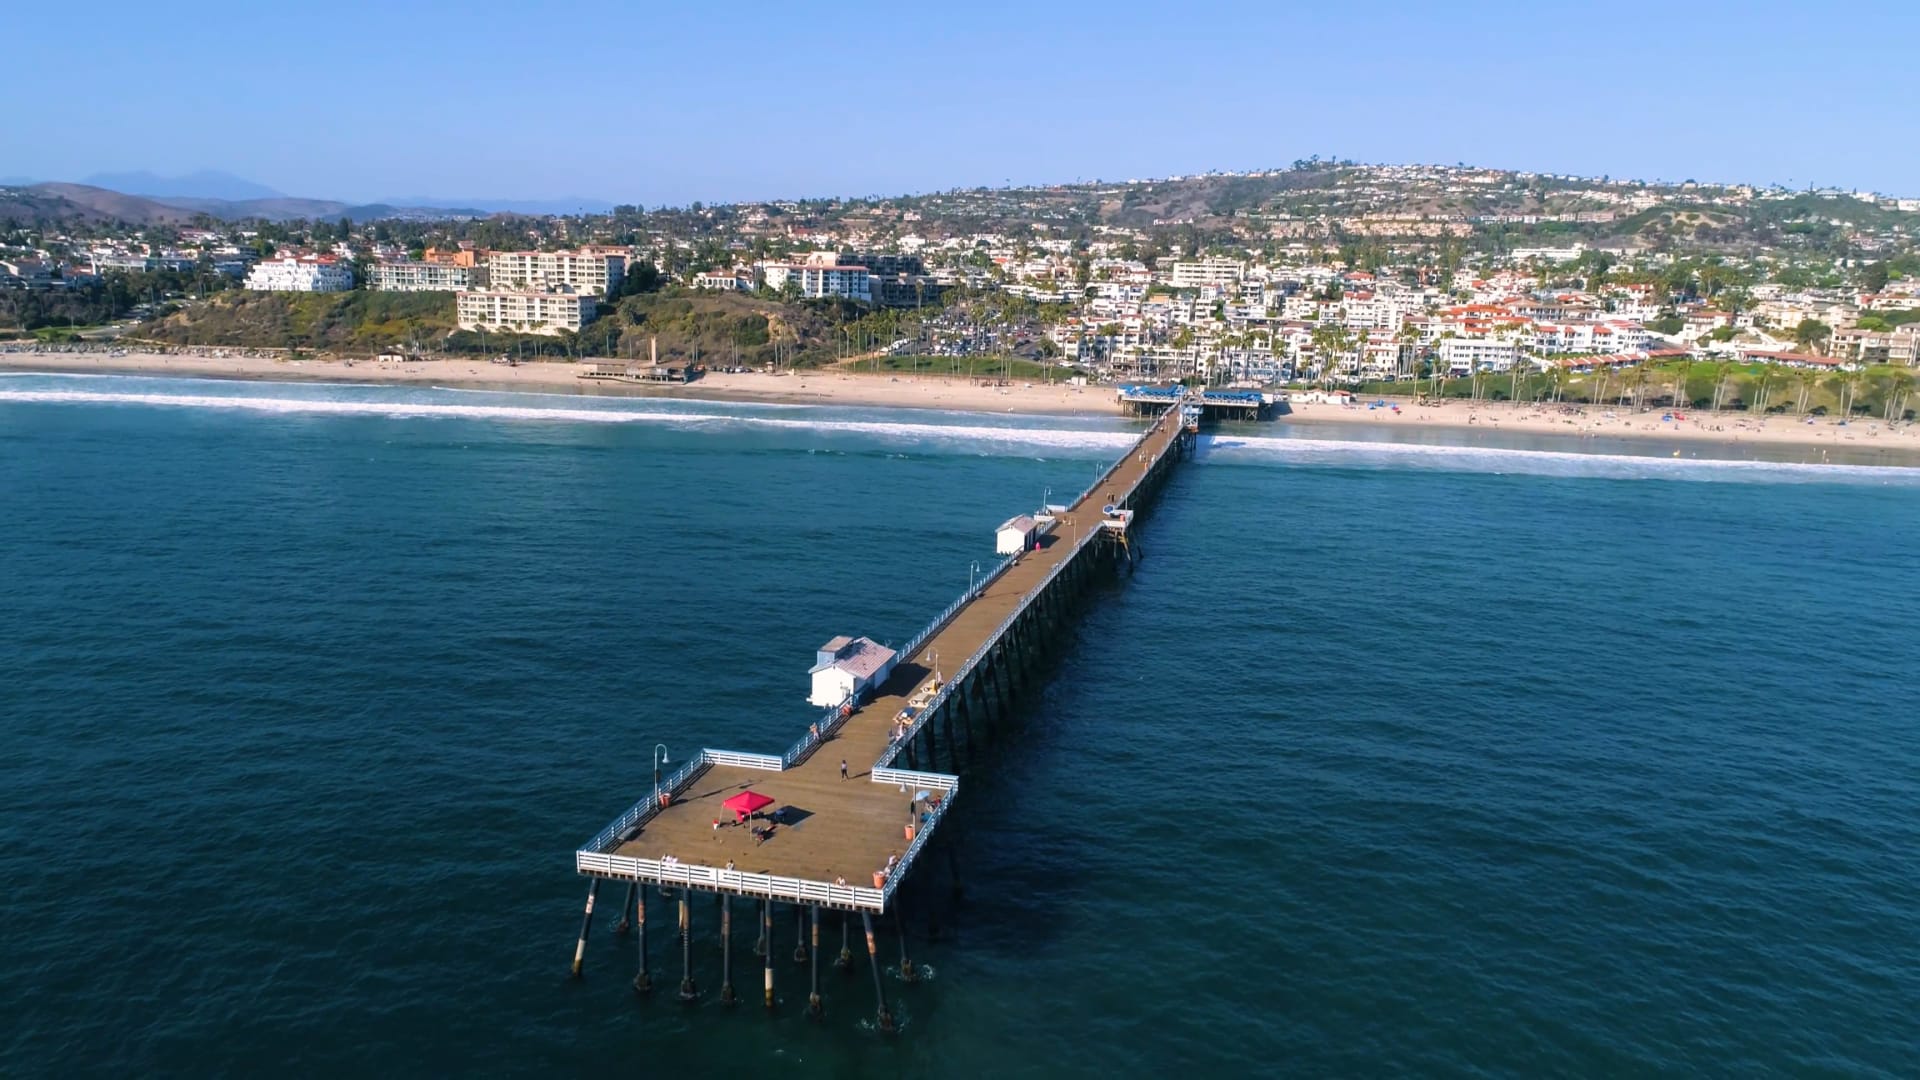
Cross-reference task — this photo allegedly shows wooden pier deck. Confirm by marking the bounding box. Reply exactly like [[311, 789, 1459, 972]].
[[575, 403, 1192, 912]]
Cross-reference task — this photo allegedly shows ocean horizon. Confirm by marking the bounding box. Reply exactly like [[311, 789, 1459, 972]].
[[3, 372, 1915, 1074]]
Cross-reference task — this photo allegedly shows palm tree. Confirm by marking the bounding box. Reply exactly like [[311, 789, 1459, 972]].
[[1628, 363, 1652, 410]]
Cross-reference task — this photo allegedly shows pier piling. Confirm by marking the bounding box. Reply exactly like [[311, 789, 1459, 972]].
[[569, 879, 598, 980], [678, 895, 697, 1001], [719, 895, 736, 1006], [794, 905, 808, 964], [837, 912, 853, 972], [863, 911, 894, 1034], [633, 884, 651, 994], [896, 906, 916, 983], [763, 899, 776, 1009], [808, 905, 823, 1018], [615, 881, 635, 937]]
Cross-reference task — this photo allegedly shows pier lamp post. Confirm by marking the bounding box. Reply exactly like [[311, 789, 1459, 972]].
[[969, 560, 982, 596], [653, 744, 670, 807]]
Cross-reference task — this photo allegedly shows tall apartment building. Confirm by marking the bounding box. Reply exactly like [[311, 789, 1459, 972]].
[[1438, 337, 1520, 374], [367, 260, 472, 292], [456, 288, 598, 335], [243, 256, 354, 292], [759, 252, 871, 302], [1169, 258, 1244, 289], [485, 249, 624, 296]]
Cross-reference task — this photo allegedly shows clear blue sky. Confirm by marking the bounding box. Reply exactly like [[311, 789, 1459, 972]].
[[9, 0, 1918, 204]]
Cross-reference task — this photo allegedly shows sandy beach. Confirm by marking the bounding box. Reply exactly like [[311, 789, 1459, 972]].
[[5, 349, 1917, 454], [1277, 399, 1920, 452]]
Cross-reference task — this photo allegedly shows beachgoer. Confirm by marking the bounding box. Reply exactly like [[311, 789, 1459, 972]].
[[726, 860, 736, 872], [840, 758, 849, 780], [712, 818, 720, 838]]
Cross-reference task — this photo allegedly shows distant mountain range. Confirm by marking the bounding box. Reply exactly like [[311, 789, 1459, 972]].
[[82, 169, 286, 201], [0, 170, 615, 224], [0, 182, 491, 226]]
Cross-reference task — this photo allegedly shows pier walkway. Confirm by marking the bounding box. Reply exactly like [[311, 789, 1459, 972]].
[[575, 401, 1194, 914]]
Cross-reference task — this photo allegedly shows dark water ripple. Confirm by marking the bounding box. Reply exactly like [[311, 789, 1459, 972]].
[[2, 385, 1917, 1076]]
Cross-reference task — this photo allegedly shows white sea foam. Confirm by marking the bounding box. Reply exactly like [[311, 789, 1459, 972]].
[[1204, 434, 1920, 485], [7, 384, 1913, 484], [0, 388, 1136, 452]]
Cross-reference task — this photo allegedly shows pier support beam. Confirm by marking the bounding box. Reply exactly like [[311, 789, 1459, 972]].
[[807, 905, 823, 1018], [896, 907, 917, 983], [678, 895, 698, 1001], [569, 879, 599, 980], [836, 911, 853, 972], [794, 905, 809, 964], [614, 881, 636, 937], [633, 883, 651, 994], [863, 911, 895, 1034], [719, 895, 737, 1006], [763, 899, 776, 1009]]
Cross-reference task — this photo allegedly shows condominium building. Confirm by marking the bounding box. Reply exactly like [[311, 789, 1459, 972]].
[[456, 288, 598, 335], [485, 249, 624, 296], [243, 256, 354, 292], [367, 260, 473, 292], [759, 252, 872, 302], [1168, 258, 1244, 289], [1829, 326, 1920, 366], [1438, 337, 1520, 374]]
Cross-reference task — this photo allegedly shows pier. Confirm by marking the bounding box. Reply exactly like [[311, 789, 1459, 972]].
[[569, 395, 1201, 1025], [1118, 383, 1276, 421]]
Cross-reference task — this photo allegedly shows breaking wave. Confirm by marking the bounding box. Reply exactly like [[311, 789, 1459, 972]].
[[1203, 434, 1920, 485], [0, 387, 1137, 452]]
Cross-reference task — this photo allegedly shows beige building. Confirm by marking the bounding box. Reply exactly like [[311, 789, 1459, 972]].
[[367, 260, 471, 292], [485, 249, 625, 295], [457, 289, 598, 335]]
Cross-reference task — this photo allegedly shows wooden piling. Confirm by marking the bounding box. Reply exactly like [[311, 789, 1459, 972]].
[[863, 911, 894, 1033], [569, 879, 598, 980]]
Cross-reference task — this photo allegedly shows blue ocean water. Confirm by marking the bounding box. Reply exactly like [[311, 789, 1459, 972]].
[[2, 373, 1916, 1076]]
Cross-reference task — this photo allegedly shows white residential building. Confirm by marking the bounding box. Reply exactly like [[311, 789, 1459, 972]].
[[1438, 337, 1520, 374], [367, 260, 472, 292], [1530, 320, 1650, 355], [1168, 258, 1244, 289], [456, 289, 598, 335], [760, 252, 872, 302], [243, 256, 353, 292], [485, 249, 625, 296]]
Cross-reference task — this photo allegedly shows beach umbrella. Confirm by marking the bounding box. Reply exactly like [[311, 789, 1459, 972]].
[[723, 790, 775, 823]]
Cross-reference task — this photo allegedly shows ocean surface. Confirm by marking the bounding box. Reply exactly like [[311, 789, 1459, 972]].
[[2, 373, 1916, 1076]]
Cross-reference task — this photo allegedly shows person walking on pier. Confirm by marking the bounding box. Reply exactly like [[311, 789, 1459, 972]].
[[840, 758, 848, 781]]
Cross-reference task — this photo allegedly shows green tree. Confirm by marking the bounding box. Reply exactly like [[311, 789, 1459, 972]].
[[1791, 318, 1832, 354]]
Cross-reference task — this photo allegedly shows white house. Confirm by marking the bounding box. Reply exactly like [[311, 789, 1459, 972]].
[[807, 636, 898, 708], [243, 256, 353, 292], [995, 515, 1038, 555]]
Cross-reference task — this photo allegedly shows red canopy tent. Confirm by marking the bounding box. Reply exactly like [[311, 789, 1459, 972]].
[[723, 790, 775, 823]]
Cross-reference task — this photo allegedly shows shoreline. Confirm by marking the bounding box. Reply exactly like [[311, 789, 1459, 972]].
[[4, 351, 1918, 459]]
